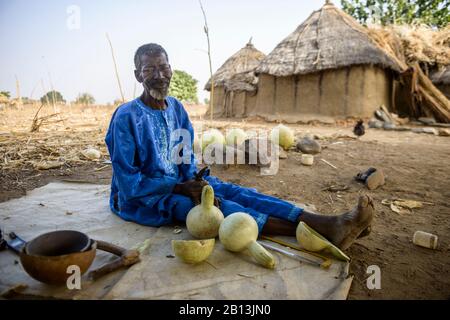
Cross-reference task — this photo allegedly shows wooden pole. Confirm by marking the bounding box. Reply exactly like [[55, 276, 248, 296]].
[[15, 75, 23, 108], [29, 80, 39, 100], [48, 72, 58, 114], [106, 33, 125, 103], [199, 0, 214, 121], [41, 56, 58, 113], [40, 78, 51, 107]]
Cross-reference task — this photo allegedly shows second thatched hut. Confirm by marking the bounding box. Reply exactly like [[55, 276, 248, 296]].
[[205, 41, 266, 118], [250, 1, 403, 123]]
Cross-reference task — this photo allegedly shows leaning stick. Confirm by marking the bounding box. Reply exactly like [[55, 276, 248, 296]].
[[87, 240, 140, 281], [321, 158, 337, 169], [40, 79, 51, 106], [30, 103, 45, 132], [106, 33, 125, 103], [29, 80, 40, 100], [15, 74, 22, 108], [199, 0, 214, 120]]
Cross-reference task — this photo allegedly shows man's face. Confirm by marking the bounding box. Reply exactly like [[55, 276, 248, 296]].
[[135, 52, 172, 100]]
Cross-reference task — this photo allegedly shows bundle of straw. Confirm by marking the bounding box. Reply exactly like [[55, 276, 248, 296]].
[[368, 24, 450, 68]]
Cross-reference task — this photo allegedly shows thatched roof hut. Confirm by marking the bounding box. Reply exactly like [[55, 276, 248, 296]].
[[205, 41, 266, 118], [368, 25, 450, 69], [250, 1, 403, 122], [369, 25, 450, 121]]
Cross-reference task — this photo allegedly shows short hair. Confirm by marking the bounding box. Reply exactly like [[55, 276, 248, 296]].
[[134, 43, 169, 70]]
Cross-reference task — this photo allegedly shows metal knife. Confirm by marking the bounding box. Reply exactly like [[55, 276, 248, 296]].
[[259, 241, 328, 268]]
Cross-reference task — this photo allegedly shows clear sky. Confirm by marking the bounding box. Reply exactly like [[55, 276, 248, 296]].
[[0, 0, 337, 104]]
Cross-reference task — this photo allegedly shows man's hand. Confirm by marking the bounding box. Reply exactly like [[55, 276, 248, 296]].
[[173, 179, 208, 205], [213, 197, 221, 209], [173, 179, 221, 208]]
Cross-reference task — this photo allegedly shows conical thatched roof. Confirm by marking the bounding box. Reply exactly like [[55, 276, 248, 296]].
[[255, 1, 403, 77], [431, 66, 450, 85], [205, 41, 266, 91]]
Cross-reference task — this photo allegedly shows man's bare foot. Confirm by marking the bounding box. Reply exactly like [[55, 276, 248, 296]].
[[358, 226, 372, 238], [262, 196, 374, 251], [328, 195, 375, 250]]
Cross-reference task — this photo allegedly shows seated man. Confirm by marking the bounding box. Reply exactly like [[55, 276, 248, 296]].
[[105, 43, 374, 251]]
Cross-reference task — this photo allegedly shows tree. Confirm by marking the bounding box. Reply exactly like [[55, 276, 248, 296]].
[[0, 91, 9, 104], [113, 98, 124, 106], [341, 0, 450, 28], [21, 97, 38, 105], [40, 90, 65, 105], [0, 91, 10, 98], [169, 70, 199, 103], [74, 93, 95, 106]]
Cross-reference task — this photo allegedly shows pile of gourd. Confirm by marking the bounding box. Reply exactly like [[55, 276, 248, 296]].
[[173, 124, 297, 269], [197, 124, 296, 153], [172, 185, 276, 269]]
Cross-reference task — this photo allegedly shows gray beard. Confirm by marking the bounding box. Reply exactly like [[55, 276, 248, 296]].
[[149, 87, 168, 101]]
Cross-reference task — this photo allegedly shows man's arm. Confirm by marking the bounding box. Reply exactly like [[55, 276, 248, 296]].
[[107, 114, 178, 202]]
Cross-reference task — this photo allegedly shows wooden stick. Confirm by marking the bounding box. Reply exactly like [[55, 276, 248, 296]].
[[30, 104, 45, 132], [321, 158, 337, 169], [87, 240, 140, 281], [29, 80, 40, 100], [40, 79, 51, 106], [418, 87, 450, 121], [106, 33, 125, 103], [94, 165, 110, 171], [416, 64, 450, 118], [15, 74, 22, 108], [403, 63, 450, 123], [199, 0, 214, 120]]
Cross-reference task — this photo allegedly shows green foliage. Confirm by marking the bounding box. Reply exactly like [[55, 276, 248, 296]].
[[40, 90, 65, 105], [74, 92, 95, 106], [0, 91, 10, 98], [341, 0, 450, 28], [169, 70, 199, 103], [21, 97, 37, 104]]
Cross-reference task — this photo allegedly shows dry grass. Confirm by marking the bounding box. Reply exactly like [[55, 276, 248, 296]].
[[0, 103, 116, 171], [368, 24, 450, 70], [0, 102, 212, 172]]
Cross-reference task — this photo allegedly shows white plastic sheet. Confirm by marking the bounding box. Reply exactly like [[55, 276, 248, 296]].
[[0, 182, 352, 299]]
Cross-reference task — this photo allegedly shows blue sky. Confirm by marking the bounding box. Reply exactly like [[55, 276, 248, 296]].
[[0, 0, 335, 104]]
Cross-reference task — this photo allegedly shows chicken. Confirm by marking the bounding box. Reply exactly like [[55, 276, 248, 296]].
[[353, 120, 365, 137]]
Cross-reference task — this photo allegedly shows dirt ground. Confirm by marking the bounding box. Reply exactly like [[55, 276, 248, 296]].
[[1, 104, 449, 299]]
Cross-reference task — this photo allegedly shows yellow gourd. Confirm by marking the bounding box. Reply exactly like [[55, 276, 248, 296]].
[[186, 185, 224, 239], [271, 124, 295, 150], [219, 212, 276, 269], [172, 239, 215, 264]]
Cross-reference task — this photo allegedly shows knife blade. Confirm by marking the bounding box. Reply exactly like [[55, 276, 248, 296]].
[[259, 241, 326, 268]]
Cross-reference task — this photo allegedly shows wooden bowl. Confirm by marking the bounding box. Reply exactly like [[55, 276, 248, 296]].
[[20, 230, 96, 285]]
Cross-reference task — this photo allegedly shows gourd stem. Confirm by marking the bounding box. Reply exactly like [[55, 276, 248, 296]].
[[201, 185, 214, 209], [247, 241, 276, 269]]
